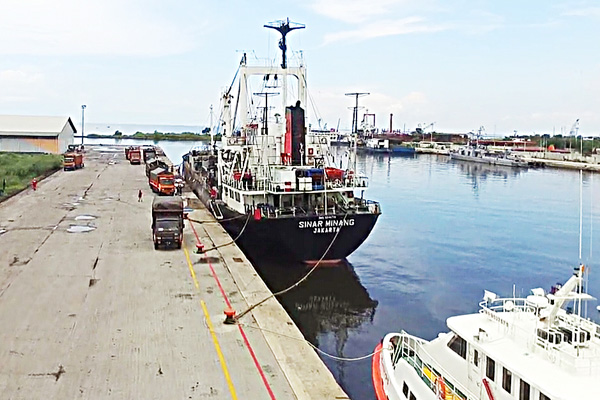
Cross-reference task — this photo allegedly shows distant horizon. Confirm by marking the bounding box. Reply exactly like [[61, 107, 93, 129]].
[[79, 122, 598, 140], [84, 122, 204, 136]]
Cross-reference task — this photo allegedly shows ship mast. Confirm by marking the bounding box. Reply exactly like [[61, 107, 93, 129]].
[[264, 19, 305, 115], [264, 18, 305, 70]]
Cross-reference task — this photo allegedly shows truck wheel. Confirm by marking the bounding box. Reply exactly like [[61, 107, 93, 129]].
[[154, 242, 159, 250], [177, 241, 182, 249]]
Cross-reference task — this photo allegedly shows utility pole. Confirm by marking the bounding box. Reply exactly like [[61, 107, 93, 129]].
[[81, 105, 86, 145], [344, 92, 369, 134], [209, 104, 214, 152]]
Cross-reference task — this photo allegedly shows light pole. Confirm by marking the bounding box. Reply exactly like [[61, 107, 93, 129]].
[[81, 105, 86, 145]]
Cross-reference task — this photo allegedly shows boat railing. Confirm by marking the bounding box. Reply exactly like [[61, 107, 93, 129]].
[[387, 332, 476, 400], [479, 298, 600, 375]]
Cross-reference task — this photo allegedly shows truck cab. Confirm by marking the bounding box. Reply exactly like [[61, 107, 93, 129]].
[[149, 167, 175, 196], [63, 152, 84, 170]]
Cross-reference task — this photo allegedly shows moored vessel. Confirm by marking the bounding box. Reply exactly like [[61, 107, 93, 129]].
[[373, 264, 599, 400], [183, 20, 380, 263], [450, 144, 532, 168]]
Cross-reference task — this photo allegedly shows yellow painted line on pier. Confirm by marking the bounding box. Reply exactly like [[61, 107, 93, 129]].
[[183, 244, 239, 400]]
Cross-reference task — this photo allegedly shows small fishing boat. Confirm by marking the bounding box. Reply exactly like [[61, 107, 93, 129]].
[[373, 264, 599, 400]]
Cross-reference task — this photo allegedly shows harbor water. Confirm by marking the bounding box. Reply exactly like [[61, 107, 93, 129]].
[[87, 137, 600, 400]]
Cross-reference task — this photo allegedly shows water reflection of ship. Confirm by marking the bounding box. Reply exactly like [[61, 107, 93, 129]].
[[253, 258, 378, 346], [455, 159, 525, 192]]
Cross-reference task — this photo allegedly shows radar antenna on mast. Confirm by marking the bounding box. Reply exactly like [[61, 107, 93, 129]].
[[264, 18, 305, 69]]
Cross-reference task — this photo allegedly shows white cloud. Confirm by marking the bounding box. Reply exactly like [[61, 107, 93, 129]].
[[309, 0, 413, 24], [323, 17, 449, 44], [0, 69, 43, 84], [0, 68, 44, 103], [0, 0, 198, 56], [563, 7, 600, 18], [308, 87, 428, 130]]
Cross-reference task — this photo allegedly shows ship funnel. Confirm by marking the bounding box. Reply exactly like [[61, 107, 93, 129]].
[[284, 102, 305, 166]]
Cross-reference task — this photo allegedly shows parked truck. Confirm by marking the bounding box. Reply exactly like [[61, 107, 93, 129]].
[[142, 146, 157, 163], [125, 146, 142, 164], [145, 158, 170, 177], [152, 196, 184, 249], [149, 167, 175, 195], [63, 152, 84, 170]]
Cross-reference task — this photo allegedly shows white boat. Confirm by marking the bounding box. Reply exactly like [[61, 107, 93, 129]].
[[450, 145, 531, 168], [373, 264, 599, 400]]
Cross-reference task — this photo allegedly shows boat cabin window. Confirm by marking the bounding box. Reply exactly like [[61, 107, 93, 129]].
[[502, 367, 512, 393], [486, 356, 495, 381], [519, 379, 531, 400], [473, 349, 479, 366], [409, 392, 416, 400], [448, 334, 467, 359], [539, 393, 551, 400], [402, 382, 409, 397]]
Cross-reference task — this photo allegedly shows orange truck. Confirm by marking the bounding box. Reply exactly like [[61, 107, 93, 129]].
[[63, 152, 84, 170], [125, 146, 142, 164], [149, 167, 175, 195]]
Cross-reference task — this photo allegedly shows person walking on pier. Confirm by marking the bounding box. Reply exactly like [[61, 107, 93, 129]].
[[138, 189, 143, 202], [31, 178, 37, 191]]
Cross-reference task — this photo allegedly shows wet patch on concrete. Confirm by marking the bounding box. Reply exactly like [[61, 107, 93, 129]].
[[174, 293, 193, 300], [75, 215, 97, 221], [67, 225, 96, 233], [194, 257, 221, 264], [89, 278, 99, 287]]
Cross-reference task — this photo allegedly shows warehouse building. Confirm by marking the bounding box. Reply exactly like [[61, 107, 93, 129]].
[[0, 115, 76, 154]]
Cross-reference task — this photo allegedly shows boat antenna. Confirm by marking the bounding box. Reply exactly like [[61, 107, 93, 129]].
[[579, 170, 583, 261], [264, 18, 305, 69]]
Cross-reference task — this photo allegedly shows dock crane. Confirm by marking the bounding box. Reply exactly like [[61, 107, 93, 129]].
[[416, 122, 435, 142], [568, 119, 580, 153], [569, 119, 580, 137]]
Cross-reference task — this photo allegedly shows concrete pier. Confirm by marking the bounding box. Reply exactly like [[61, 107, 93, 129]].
[[0, 146, 348, 399]]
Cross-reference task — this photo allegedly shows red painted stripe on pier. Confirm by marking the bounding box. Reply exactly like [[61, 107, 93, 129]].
[[189, 219, 277, 400]]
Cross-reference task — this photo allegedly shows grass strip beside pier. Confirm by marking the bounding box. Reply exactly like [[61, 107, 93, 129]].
[[0, 153, 62, 199]]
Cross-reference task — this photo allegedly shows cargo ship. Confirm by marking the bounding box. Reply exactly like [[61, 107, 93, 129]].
[[183, 20, 380, 263]]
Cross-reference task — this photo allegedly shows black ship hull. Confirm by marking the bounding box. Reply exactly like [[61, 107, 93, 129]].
[[219, 206, 379, 262], [184, 165, 379, 263]]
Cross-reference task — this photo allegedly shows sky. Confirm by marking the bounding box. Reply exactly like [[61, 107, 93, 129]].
[[0, 0, 599, 136]]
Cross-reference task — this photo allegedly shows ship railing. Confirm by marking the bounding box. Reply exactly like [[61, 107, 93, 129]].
[[477, 298, 536, 337], [480, 298, 600, 375], [388, 332, 476, 400], [534, 314, 600, 375]]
